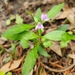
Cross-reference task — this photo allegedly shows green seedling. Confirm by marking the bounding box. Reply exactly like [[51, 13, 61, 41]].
[[6, 14, 23, 25]]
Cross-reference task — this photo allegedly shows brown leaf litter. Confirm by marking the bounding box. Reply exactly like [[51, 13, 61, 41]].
[[0, 56, 24, 72]]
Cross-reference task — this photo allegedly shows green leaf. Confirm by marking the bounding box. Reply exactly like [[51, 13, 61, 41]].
[[61, 33, 71, 42], [5, 57, 11, 63], [0, 46, 3, 54], [10, 15, 15, 20], [41, 36, 47, 42], [26, 10, 32, 15], [0, 71, 5, 75], [2, 30, 38, 41], [71, 35, 75, 40], [56, 24, 69, 31], [21, 31, 38, 40], [60, 33, 75, 48], [34, 16, 38, 23], [6, 19, 11, 25], [11, 43, 16, 57], [43, 41, 52, 48], [68, 31, 73, 35], [20, 31, 38, 48], [43, 30, 65, 41], [47, 3, 64, 19], [60, 32, 72, 48], [2, 24, 34, 38], [60, 41, 69, 48], [15, 14, 23, 24], [2, 34, 20, 40], [2, 31, 27, 40], [22, 45, 38, 75], [20, 39, 28, 49], [35, 8, 41, 21], [6, 72, 12, 75], [38, 45, 50, 57]]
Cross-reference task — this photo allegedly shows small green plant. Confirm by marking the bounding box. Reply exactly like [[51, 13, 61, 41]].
[[0, 71, 12, 75], [0, 71, 5, 75], [6, 72, 12, 75], [2, 3, 75, 75], [6, 14, 23, 25]]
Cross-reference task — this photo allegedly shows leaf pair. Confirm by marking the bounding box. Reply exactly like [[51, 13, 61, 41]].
[[42, 24, 75, 48], [6, 14, 23, 25], [20, 31, 38, 49], [34, 3, 64, 23], [2, 24, 38, 48]]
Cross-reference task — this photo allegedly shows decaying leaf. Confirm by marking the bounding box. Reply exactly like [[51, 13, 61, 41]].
[[68, 54, 75, 59], [55, 9, 75, 25], [41, 68, 47, 75], [29, 69, 33, 75], [64, 70, 70, 75], [67, 14, 75, 25], [50, 42, 62, 56], [0, 57, 23, 72], [72, 7, 75, 14], [56, 10, 70, 19], [70, 41, 75, 51], [4, 0, 8, 6]]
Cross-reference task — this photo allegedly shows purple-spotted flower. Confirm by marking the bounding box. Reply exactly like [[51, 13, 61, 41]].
[[41, 14, 49, 21], [35, 22, 44, 30]]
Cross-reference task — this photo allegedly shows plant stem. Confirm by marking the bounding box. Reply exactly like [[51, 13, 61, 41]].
[[38, 29, 42, 43], [0, 46, 13, 55]]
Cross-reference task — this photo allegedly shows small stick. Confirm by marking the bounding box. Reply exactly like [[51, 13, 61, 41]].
[[41, 61, 75, 72]]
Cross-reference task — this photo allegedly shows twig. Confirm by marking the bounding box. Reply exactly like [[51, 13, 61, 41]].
[[41, 61, 75, 72], [3, 48, 14, 55], [12, 67, 22, 72], [49, 61, 63, 69], [0, 46, 13, 55]]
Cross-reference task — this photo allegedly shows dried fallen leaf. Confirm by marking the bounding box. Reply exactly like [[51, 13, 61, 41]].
[[50, 42, 62, 56], [56, 9, 75, 25], [0, 37, 7, 45], [68, 54, 75, 59], [64, 70, 70, 75], [29, 69, 33, 75], [49, 61, 63, 69], [0, 57, 23, 72], [56, 10, 70, 19], [70, 41, 75, 51], [41, 68, 47, 75], [23, 2, 29, 9], [4, 0, 8, 6], [72, 7, 75, 14], [67, 14, 75, 25], [69, 73, 75, 75]]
